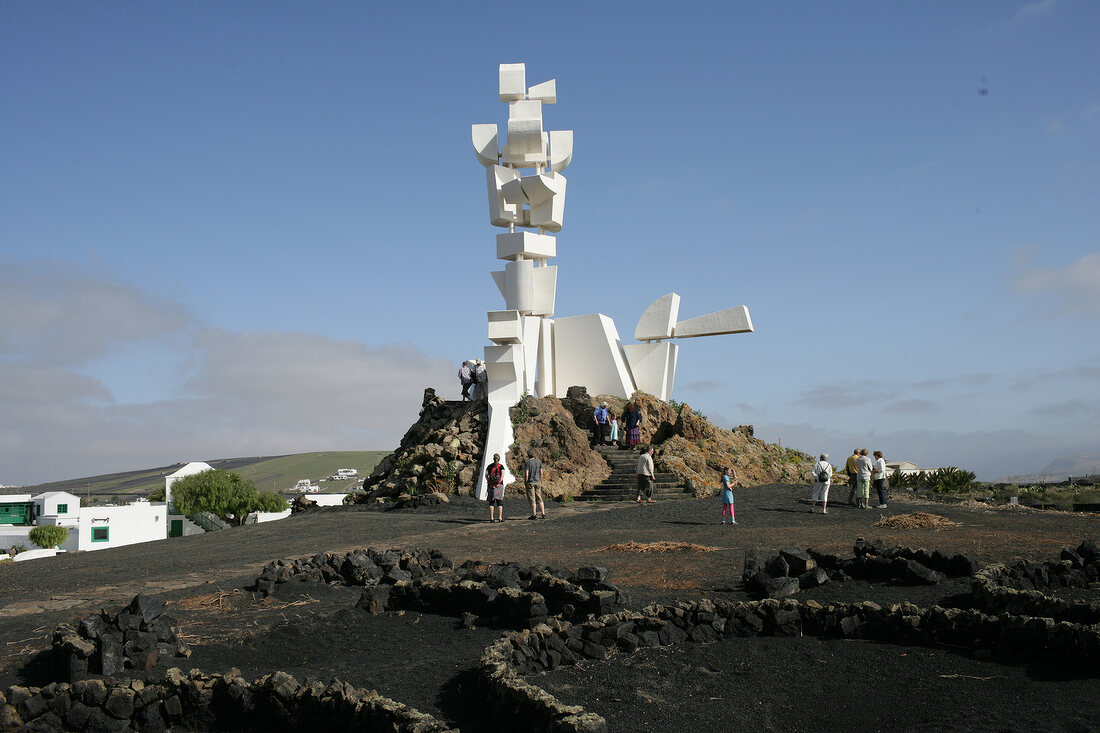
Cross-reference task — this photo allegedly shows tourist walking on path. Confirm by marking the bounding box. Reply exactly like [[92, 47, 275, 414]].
[[810, 454, 832, 514], [458, 361, 474, 401], [608, 410, 619, 444], [856, 449, 874, 509], [486, 453, 506, 523], [622, 403, 642, 448], [845, 449, 860, 505], [593, 402, 611, 446], [719, 466, 737, 524], [524, 449, 546, 520], [872, 450, 888, 509], [636, 446, 656, 503]]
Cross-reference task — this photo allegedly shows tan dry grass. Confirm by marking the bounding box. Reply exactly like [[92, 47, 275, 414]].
[[602, 541, 719, 553], [873, 512, 961, 529]]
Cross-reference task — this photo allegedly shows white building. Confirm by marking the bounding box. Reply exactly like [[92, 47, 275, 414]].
[[165, 462, 214, 537], [76, 500, 166, 550], [0, 492, 168, 554]]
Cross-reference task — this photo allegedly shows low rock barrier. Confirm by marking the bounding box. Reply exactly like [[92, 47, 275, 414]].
[[256, 547, 624, 625], [743, 541, 980, 599], [970, 540, 1100, 624], [3, 668, 456, 733]]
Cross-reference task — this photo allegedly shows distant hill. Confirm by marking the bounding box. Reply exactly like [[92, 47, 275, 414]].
[[0, 451, 390, 502], [996, 454, 1100, 484]]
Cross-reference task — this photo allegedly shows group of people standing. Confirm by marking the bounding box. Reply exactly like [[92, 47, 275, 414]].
[[458, 360, 486, 402], [593, 401, 642, 448], [808, 448, 889, 513]]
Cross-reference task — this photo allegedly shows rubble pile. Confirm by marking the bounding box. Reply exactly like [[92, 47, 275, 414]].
[[51, 594, 191, 683], [352, 388, 489, 500], [742, 540, 981, 599]]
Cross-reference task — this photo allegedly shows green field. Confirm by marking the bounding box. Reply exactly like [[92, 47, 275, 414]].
[[4, 451, 390, 503]]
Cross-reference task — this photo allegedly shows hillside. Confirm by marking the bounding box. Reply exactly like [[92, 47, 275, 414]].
[[356, 387, 814, 500], [2, 451, 389, 502]]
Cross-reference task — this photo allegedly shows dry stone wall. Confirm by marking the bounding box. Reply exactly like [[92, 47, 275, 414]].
[[11, 540, 1099, 732]]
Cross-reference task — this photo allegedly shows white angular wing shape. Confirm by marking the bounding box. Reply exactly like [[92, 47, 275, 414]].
[[673, 306, 753, 338], [472, 124, 499, 167], [634, 293, 681, 341]]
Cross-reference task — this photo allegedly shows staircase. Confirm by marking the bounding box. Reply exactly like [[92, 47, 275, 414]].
[[576, 445, 692, 502]]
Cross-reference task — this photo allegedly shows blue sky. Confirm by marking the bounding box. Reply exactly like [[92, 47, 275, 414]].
[[2, 1, 1097, 485]]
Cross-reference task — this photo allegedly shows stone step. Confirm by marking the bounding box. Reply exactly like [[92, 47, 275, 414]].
[[582, 485, 684, 495], [574, 492, 692, 502], [595, 475, 680, 485]]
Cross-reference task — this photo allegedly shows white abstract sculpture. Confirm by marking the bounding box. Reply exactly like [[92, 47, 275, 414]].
[[471, 64, 754, 498]]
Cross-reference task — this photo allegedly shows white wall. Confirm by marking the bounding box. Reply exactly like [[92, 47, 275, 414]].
[[251, 509, 293, 523], [77, 501, 166, 551]]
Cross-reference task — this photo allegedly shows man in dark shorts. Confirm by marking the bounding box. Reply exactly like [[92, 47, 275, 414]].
[[636, 446, 655, 503], [486, 453, 505, 523], [524, 448, 545, 520]]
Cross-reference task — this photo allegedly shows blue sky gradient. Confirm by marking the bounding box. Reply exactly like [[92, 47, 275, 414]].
[[2, 1, 1098, 484]]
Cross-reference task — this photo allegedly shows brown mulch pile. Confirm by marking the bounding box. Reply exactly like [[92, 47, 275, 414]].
[[873, 512, 961, 529], [603, 541, 719, 553]]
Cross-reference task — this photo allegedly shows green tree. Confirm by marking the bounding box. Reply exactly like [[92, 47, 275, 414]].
[[29, 525, 69, 549], [171, 469, 287, 526]]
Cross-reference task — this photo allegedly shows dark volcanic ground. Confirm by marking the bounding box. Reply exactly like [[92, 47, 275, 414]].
[[2, 485, 1098, 731]]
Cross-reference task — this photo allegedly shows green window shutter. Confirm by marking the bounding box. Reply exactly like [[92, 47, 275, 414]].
[[91, 527, 109, 542], [57, 504, 68, 514]]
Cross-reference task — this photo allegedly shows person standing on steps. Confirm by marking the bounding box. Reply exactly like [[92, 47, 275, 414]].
[[636, 446, 656, 503], [486, 453, 505, 523], [608, 410, 619, 445], [719, 466, 737, 524], [856, 448, 874, 509], [524, 448, 546, 520], [622, 402, 642, 449], [872, 450, 888, 509], [472, 359, 487, 400], [593, 402, 611, 446], [458, 361, 474, 401], [845, 449, 860, 505], [810, 454, 832, 514]]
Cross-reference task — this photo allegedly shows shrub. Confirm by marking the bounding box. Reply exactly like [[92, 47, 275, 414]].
[[927, 467, 977, 494], [172, 469, 287, 526], [29, 525, 68, 549]]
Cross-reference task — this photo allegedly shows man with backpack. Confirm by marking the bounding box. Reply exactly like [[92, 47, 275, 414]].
[[485, 454, 506, 523]]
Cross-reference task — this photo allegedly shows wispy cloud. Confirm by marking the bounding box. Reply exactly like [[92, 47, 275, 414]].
[[0, 267, 453, 485], [681, 379, 723, 392], [1012, 252, 1100, 313], [1028, 400, 1099, 420], [884, 399, 938, 414], [0, 261, 193, 367], [792, 381, 898, 409], [1010, 0, 1060, 25]]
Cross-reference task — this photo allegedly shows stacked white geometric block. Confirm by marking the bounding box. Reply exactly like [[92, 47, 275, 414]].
[[472, 63, 572, 499]]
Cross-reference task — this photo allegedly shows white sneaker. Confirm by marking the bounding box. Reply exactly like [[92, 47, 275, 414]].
[[877, 504, 887, 509]]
